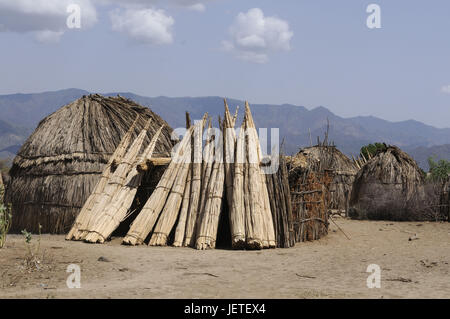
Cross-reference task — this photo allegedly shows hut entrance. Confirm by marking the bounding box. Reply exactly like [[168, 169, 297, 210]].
[[112, 164, 168, 237], [215, 200, 231, 249]]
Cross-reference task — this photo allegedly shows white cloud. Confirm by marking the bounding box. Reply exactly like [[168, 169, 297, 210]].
[[441, 85, 450, 94], [110, 8, 174, 45], [222, 8, 293, 63], [100, 0, 210, 12], [0, 0, 97, 42]]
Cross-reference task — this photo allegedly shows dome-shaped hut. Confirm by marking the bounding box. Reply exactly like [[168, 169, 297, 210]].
[[6, 94, 174, 233], [349, 145, 427, 221]]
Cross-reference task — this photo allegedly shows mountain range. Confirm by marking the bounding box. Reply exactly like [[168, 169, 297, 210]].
[[0, 88, 449, 170]]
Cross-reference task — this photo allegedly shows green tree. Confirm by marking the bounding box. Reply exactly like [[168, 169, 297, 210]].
[[360, 142, 387, 159], [428, 157, 450, 181]]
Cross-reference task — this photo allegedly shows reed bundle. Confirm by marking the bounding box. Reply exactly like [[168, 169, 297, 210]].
[[227, 102, 277, 250], [83, 126, 164, 243], [69, 118, 153, 240], [123, 115, 207, 245], [66, 117, 139, 240], [148, 129, 194, 246], [182, 118, 205, 247], [223, 100, 237, 223], [195, 118, 225, 250], [229, 120, 246, 248]]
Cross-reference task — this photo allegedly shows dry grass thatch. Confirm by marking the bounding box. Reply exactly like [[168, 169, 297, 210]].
[[6, 94, 174, 234], [349, 145, 428, 221], [287, 146, 358, 215]]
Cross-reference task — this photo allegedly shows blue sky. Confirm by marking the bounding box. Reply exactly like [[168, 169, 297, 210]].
[[1, 0, 450, 128]]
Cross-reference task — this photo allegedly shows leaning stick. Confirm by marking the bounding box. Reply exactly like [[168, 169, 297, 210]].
[[122, 124, 195, 245], [67, 116, 139, 240], [83, 126, 163, 243], [78, 118, 153, 239]]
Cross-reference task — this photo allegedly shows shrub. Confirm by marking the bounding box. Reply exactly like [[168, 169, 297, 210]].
[[428, 157, 450, 181]]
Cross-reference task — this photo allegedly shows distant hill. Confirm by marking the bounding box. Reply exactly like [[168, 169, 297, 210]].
[[0, 119, 31, 161], [0, 88, 449, 170], [407, 144, 450, 171]]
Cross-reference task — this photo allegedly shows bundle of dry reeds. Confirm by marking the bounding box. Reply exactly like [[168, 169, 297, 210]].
[[66, 99, 295, 250], [83, 126, 164, 243], [67, 118, 167, 242], [123, 114, 207, 246], [66, 116, 140, 240], [195, 117, 225, 250], [228, 102, 276, 250]]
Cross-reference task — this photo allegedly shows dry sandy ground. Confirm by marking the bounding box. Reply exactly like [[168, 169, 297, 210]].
[[1, 219, 449, 299]]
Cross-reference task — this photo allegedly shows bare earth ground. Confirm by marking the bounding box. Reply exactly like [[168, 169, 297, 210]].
[[1, 219, 449, 299]]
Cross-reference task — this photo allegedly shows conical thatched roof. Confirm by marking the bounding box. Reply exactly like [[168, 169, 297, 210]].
[[6, 94, 174, 233], [287, 145, 358, 214], [349, 145, 427, 221]]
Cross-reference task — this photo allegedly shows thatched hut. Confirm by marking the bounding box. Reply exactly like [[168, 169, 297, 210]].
[[6, 94, 174, 233], [288, 146, 358, 215], [349, 145, 427, 221]]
